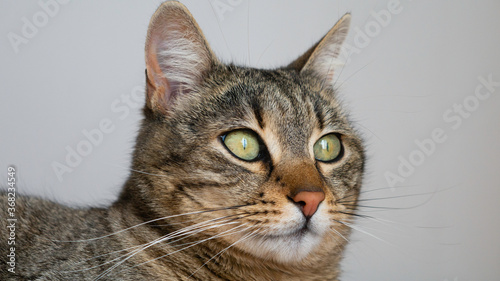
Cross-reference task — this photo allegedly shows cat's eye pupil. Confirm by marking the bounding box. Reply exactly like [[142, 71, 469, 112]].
[[314, 134, 342, 162], [222, 130, 261, 161]]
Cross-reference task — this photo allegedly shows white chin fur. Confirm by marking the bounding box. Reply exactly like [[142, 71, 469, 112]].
[[238, 204, 331, 263]]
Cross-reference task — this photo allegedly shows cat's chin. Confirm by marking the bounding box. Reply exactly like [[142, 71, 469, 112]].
[[245, 229, 323, 263], [236, 205, 332, 263]]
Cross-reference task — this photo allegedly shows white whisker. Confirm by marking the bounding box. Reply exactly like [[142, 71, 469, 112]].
[[91, 213, 252, 280], [102, 224, 250, 280], [330, 225, 350, 243], [64, 215, 246, 275], [188, 227, 261, 279], [335, 219, 394, 247], [52, 206, 250, 243]]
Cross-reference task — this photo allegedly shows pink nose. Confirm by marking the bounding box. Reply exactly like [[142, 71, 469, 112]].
[[292, 191, 325, 218]]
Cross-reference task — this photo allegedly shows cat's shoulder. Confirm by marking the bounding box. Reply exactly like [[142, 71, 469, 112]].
[[0, 190, 109, 237], [1, 190, 79, 215]]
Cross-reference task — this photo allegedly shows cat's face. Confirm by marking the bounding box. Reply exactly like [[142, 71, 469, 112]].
[[127, 2, 364, 265]]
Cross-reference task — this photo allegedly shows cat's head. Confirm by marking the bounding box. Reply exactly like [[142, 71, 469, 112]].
[[125, 1, 364, 265]]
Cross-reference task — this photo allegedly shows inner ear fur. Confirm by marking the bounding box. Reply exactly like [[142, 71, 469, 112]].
[[144, 1, 219, 114]]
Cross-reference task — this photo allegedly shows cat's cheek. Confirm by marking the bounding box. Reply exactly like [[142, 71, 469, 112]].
[[308, 203, 333, 236]]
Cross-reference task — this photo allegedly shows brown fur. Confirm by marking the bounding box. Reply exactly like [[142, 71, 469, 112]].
[[0, 2, 364, 280]]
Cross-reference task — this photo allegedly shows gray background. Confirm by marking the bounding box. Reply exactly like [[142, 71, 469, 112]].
[[1, 1, 499, 280]]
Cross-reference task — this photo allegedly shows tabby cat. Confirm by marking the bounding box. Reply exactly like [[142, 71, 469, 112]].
[[1, 1, 364, 280]]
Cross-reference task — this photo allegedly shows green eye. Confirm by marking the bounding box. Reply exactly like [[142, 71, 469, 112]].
[[313, 134, 342, 162], [222, 130, 261, 161]]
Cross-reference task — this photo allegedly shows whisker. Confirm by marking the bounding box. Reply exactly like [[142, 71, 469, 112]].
[[188, 227, 261, 279], [157, 213, 259, 251], [342, 204, 415, 210], [206, 0, 243, 86], [335, 185, 408, 203], [246, 0, 251, 65], [335, 60, 374, 90], [63, 215, 245, 274], [66, 244, 144, 268], [52, 204, 253, 243], [102, 224, 251, 280], [354, 184, 422, 197], [90, 210, 259, 279], [335, 211, 374, 219], [158, 213, 260, 249], [156, 209, 254, 227], [129, 168, 169, 178], [107, 164, 168, 178], [255, 37, 276, 66], [92, 221, 247, 281], [333, 219, 395, 247], [336, 210, 405, 228], [329, 225, 350, 243], [357, 93, 437, 100], [354, 122, 385, 142], [164, 221, 243, 249], [338, 185, 458, 205], [339, 211, 406, 231], [342, 192, 433, 203]]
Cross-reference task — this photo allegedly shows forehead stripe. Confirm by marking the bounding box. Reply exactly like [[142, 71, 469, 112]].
[[250, 97, 265, 129], [313, 98, 325, 130]]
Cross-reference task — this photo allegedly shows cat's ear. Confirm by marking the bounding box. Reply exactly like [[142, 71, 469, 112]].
[[288, 13, 350, 86], [145, 1, 218, 114]]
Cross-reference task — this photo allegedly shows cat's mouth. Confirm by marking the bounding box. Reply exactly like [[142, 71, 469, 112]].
[[237, 220, 325, 263], [285, 224, 312, 238], [257, 221, 318, 240]]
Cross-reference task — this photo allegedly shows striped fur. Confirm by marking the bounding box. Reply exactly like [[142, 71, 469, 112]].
[[0, 2, 364, 280]]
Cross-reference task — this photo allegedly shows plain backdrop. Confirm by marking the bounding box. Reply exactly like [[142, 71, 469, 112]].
[[1, 1, 499, 280]]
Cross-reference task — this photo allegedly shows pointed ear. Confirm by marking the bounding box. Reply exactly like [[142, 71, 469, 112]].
[[145, 1, 218, 114], [288, 13, 350, 86]]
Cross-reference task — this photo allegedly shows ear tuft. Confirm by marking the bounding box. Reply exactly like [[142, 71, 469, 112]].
[[289, 13, 351, 86], [145, 1, 218, 114]]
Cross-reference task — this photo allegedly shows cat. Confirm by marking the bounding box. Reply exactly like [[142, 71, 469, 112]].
[[0, 1, 364, 280]]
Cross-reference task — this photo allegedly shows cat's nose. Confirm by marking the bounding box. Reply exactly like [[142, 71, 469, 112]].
[[292, 191, 325, 218]]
